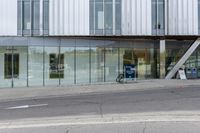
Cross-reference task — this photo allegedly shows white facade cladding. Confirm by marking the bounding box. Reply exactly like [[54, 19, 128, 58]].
[[49, 0, 90, 36], [121, 0, 152, 35], [167, 0, 198, 35], [0, 0, 17, 36]]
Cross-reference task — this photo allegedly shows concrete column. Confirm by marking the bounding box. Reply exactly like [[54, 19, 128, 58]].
[[160, 40, 166, 79]]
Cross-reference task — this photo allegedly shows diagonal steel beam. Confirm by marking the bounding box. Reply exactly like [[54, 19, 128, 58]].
[[165, 38, 200, 79]]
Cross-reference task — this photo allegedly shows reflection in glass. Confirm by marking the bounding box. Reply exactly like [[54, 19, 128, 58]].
[[4, 54, 19, 79], [105, 48, 118, 81], [28, 47, 43, 86], [166, 41, 192, 76], [91, 47, 105, 83], [104, 0, 113, 35], [76, 47, 90, 84], [60, 47, 75, 85], [23, 0, 31, 35], [44, 47, 59, 86], [32, 0, 40, 35], [95, 0, 104, 34], [43, 0, 49, 35], [49, 54, 64, 79]]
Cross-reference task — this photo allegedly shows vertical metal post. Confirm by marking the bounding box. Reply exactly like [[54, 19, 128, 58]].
[[89, 42, 92, 84], [118, 47, 120, 75], [58, 38, 61, 86], [43, 38, 45, 86], [11, 46, 14, 88], [27, 38, 29, 87], [74, 40, 76, 84], [103, 42, 106, 82]]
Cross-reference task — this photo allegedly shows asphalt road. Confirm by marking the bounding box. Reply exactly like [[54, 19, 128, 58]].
[[0, 86, 200, 132], [0, 86, 200, 120]]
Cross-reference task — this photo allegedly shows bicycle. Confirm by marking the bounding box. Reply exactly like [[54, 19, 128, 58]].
[[116, 73, 124, 83]]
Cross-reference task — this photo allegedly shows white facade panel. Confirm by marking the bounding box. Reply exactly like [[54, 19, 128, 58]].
[[168, 0, 198, 35], [49, 0, 90, 36], [0, 0, 17, 36], [122, 0, 152, 35]]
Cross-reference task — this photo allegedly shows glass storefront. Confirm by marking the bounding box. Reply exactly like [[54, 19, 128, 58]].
[[0, 38, 160, 88], [29, 46, 44, 86], [166, 40, 192, 76]]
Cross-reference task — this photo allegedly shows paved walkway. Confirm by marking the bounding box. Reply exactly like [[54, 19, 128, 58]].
[[0, 79, 199, 102]]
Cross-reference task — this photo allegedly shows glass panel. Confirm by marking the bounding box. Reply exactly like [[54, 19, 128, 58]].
[[166, 41, 192, 77], [32, 0, 40, 35], [115, 0, 121, 35], [105, 48, 118, 82], [44, 47, 59, 86], [104, 0, 113, 35], [157, 0, 164, 34], [43, 0, 49, 35], [76, 47, 90, 84], [60, 47, 75, 85], [23, 0, 31, 35], [0, 47, 12, 88], [13, 46, 28, 87], [91, 47, 105, 83], [152, 0, 157, 35], [95, 0, 103, 34], [184, 46, 200, 79], [90, 0, 95, 35], [28, 46, 44, 86], [4, 54, 13, 79], [119, 41, 159, 80], [17, 0, 22, 35]]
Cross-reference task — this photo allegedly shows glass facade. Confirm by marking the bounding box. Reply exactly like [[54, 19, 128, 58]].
[[184, 46, 200, 79], [32, 0, 40, 35], [166, 40, 192, 77], [90, 0, 121, 35], [166, 41, 200, 79], [17, 0, 49, 36], [23, 0, 31, 35], [152, 0, 165, 35], [0, 38, 159, 88]]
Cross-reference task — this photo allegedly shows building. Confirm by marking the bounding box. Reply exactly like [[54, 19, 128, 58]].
[[0, 0, 200, 88]]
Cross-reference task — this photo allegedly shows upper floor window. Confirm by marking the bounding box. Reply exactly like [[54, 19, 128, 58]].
[[152, 0, 165, 35], [90, 0, 121, 35], [17, 0, 49, 36]]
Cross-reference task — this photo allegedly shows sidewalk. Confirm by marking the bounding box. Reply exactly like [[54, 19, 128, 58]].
[[0, 79, 200, 102]]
